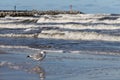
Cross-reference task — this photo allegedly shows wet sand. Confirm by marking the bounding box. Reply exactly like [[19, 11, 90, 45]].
[[1, 48, 120, 80]]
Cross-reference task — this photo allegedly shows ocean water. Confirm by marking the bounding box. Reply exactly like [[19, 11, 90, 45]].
[[0, 0, 120, 13], [0, 13, 120, 80], [0, 14, 120, 53]]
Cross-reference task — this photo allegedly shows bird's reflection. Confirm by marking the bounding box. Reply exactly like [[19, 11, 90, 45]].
[[29, 65, 45, 80]]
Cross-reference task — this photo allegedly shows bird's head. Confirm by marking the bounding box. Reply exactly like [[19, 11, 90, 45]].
[[41, 51, 46, 54]]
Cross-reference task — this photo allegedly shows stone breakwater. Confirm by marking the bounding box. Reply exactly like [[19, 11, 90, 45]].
[[0, 10, 82, 17]]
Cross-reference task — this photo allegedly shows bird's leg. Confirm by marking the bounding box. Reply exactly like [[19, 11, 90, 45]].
[[37, 61, 42, 66]]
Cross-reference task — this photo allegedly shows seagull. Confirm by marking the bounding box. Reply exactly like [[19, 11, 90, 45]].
[[27, 51, 46, 61]]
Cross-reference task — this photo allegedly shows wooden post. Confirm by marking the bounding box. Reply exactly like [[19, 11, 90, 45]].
[[14, 5, 16, 11], [70, 5, 72, 12]]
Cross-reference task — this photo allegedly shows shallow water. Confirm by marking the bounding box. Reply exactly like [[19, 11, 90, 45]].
[[1, 50, 120, 80], [1, 37, 120, 54]]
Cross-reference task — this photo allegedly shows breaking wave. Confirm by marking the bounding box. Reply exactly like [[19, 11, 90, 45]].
[[38, 30, 120, 41], [0, 29, 120, 42], [0, 13, 120, 42]]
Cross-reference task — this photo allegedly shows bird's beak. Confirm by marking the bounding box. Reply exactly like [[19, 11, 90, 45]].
[[27, 55, 30, 58]]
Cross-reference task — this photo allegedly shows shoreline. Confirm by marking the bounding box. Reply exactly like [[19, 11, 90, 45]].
[[0, 45, 120, 56]]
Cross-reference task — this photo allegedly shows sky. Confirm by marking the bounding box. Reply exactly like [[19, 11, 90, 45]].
[[0, 0, 120, 14]]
